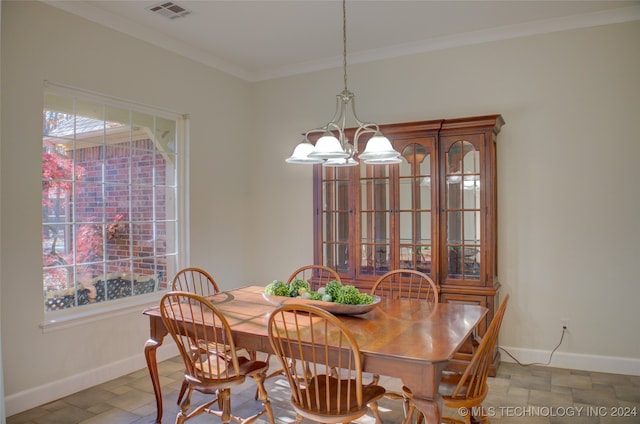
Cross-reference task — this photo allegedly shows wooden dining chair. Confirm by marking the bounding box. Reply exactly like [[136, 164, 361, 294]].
[[171, 267, 220, 297], [286, 264, 341, 290], [402, 294, 510, 424], [370, 269, 438, 302], [267, 304, 386, 424], [368, 269, 440, 417], [171, 267, 255, 404], [257, 264, 342, 398], [160, 291, 275, 424]]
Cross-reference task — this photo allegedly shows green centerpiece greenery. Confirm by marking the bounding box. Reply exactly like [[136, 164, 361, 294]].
[[264, 279, 374, 305]]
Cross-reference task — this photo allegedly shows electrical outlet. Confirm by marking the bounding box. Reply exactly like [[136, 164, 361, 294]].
[[561, 318, 569, 330]]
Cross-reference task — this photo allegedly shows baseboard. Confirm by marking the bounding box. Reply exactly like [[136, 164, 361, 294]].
[[5, 344, 178, 417], [8, 344, 639, 417], [499, 345, 640, 376]]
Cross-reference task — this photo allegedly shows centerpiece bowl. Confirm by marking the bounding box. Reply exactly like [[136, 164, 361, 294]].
[[262, 292, 381, 316]]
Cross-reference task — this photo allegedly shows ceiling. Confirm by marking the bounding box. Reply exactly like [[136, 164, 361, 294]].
[[45, 0, 640, 82]]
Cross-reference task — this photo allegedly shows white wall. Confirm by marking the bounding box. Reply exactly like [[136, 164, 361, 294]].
[[2, 0, 639, 417], [0, 1, 253, 415], [0, 0, 6, 421], [248, 21, 640, 372]]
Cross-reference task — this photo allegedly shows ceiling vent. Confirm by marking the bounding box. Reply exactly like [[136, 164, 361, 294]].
[[147, 2, 191, 20]]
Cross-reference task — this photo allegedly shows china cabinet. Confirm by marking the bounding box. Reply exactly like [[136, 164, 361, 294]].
[[312, 114, 504, 373]]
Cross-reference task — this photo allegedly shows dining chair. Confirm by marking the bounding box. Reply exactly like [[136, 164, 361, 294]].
[[160, 291, 275, 424], [171, 267, 256, 404], [267, 303, 386, 424], [369, 268, 439, 414], [171, 266, 220, 297], [402, 294, 510, 424], [286, 264, 342, 290], [256, 264, 342, 398], [370, 269, 438, 302]]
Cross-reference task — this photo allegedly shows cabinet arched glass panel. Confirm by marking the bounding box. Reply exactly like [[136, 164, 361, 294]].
[[446, 140, 481, 279]]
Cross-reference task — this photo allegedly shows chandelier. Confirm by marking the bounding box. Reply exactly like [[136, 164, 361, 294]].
[[286, 0, 400, 167]]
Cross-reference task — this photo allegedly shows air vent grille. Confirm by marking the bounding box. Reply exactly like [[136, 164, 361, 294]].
[[147, 2, 191, 19]]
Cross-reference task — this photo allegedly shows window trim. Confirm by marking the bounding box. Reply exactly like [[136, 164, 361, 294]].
[[40, 81, 190, 330]]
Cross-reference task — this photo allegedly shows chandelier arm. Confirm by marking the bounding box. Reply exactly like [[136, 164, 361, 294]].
[[304, 127, 330, 140], [353, 125, 379, 145], [350, 96, 381, 136], [351, 97, 385, 146], [325, 94, 343, 128], [325, 121, 346, 147], [338, 97, 348, 143]]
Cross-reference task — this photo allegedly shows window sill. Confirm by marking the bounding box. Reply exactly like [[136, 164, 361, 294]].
[[40, 291, 166, 333]]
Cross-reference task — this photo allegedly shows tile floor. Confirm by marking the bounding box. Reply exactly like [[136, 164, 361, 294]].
[[7, 356, 640, 424]]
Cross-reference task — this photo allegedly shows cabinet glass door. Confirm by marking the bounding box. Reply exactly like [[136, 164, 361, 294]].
[[321, 166, 352, 273], [398, 142, 434, 275], [444, 138, 481, 280], [359, 164, 391, 276]]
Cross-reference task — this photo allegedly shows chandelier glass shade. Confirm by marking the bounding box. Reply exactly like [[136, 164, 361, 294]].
[[358, 132, 401, 161], [285, 139, 324, 164], [307, 131, 350, 159], [286, 0, 400, 167]]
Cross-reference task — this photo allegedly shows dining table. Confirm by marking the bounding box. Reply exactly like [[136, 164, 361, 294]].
[[143, 285, 487, 424]]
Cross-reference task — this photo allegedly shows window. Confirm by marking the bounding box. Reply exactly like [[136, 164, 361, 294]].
[[42, 84, 184, 315]]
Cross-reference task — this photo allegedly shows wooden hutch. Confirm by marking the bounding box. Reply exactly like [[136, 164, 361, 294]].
[[311, 114, 504, 373]]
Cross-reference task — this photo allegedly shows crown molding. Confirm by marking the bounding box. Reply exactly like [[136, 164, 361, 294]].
[[43, 1, 640, 83], [256, 5, 640, 81], [43, 0, 253, 81]]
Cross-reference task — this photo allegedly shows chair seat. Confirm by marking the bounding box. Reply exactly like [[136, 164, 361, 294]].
[[401, 364, 488, 400], [295, 375, 385, 414], [237, 357, 270, 376], [193, 356, 269, 382], [438, 370, 468, 397], [438, 371, 488, 408]]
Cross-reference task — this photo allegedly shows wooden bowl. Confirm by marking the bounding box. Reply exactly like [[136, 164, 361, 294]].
[[262, 292, 381, 315]]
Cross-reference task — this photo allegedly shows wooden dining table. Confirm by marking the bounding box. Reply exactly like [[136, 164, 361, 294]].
[[143, 285, 487, 424]]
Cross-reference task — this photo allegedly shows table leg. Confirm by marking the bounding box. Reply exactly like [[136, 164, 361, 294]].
[[401, 362, 446, 424], [411, 395, 444, 424], [144, 337, 164, 424]]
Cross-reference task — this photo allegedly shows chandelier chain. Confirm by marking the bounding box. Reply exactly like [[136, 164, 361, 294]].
[[285, 0, 401, 165], [342, 0, 348, 92]]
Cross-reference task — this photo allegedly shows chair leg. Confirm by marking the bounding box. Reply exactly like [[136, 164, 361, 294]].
[[254, 353, 285, 400], [369, 401, 384, 424], [469, 409, 488, 424], [401, 398, 426, 424], [402, 402, 415, 424], [177, 379, 188, 405], [370, 373, 381, 385], [218, 388, 232, 424], [474, 408, 491, 424], [253, 374, 284, 400], [252, 371, 275, 424], [176, 386, 192, 424]]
